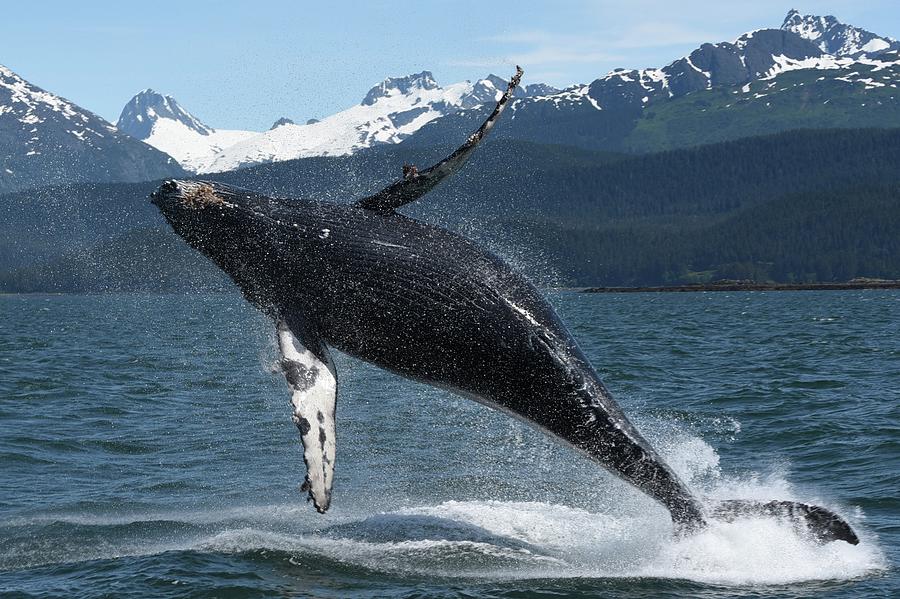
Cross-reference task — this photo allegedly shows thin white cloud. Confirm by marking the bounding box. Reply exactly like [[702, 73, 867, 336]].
[[486, 30, 559, 45], [513, 46, 623, 65], [608, 21, 720, 48], [452, 22, 712, 74], [523, 70, 567, 82], [447, 56, 515, 68], [444, 1, 764, 89], [449, 31, 624, 72]]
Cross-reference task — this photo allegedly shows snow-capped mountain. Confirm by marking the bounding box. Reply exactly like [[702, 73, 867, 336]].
[[0, 65, 184, 195], [545, 9, 900, 114], [406, 9, 900, 151], [134, 9, 899, 173], [782, 8, 900, 57], [201, 71, 481, 173], [515, 27, 828, 118], [125, 72, 557, 173], [116, 90, 256, 173], [117, 88, 212, 138], [8, 7, 896, 190]]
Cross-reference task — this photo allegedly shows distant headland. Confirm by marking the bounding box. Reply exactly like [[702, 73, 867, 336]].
[[582, 279, 900, 293]]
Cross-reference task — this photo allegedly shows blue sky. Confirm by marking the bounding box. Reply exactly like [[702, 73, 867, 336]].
[[2, 1, 899, 130]]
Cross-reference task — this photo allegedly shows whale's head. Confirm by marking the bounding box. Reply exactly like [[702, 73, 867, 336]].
[[151, 180, 248, 248], [150, 179, 290, 258], [151, 179, 284, 307]]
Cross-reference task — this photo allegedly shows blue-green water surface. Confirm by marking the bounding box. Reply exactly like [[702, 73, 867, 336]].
[[0, 291, 897, 598]]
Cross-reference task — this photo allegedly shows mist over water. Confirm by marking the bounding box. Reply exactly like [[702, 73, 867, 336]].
[[0, 291, 896, 597]]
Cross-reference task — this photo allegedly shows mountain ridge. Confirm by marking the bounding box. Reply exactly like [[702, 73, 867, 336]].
[[782, 8, 900, 56], [120, 9, 900, 172], [0, 65, 185, 195], [115, 70, 557, 173], [117, 89, 213, 139], [5, 9, 900, 191], [404, 10, 900, 153]]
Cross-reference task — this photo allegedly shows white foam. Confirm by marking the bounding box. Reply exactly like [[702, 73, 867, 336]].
[[198, 526, 566, 576], [185, 493, 884, 584], [0, 429, 886, 585], [646, 516, 878, 585]]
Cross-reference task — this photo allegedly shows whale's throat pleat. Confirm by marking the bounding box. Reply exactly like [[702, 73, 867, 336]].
[[276, 319, 337, 513]]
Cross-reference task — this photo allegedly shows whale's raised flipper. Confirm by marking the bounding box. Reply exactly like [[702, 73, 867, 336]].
[[712, 499, 859, 544], [356, 66, 524, 214], [276, 318, 337, 513]]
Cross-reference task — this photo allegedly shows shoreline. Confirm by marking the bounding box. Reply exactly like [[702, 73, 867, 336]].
[[582, 281, 900, 293], [4, 282, 900, 296]]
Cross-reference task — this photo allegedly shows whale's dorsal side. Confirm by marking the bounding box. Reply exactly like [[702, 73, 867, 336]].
[[276, 316, 337, 513], [355, 66, 524, 214]]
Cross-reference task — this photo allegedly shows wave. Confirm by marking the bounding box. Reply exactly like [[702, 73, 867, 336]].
[[191, 498, 884, 585], [0, 432, 886, 586]]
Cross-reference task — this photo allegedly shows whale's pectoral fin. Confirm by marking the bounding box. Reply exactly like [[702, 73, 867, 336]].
[[276, 318, 337, 513], [355, 66, 524, 214], [712, 499, 859, 544]]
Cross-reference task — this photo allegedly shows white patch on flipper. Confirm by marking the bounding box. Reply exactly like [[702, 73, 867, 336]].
[[277, 323, 337, 513]]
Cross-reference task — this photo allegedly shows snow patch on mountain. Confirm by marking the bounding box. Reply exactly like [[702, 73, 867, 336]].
[[143, 71, 536, 173], [199, 74, 466, 172], [142, 118, 257, 173], [761, 52, 900, 80]]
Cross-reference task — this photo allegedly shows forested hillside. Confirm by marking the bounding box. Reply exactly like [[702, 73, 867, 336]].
[[525, 184, 900, 284], [1, 129, 898, 291]]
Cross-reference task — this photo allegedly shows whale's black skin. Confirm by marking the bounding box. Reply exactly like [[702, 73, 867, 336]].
[[150, 69, 859, 545], [152, 180, 705, 527], [153, 179, 706, 527]]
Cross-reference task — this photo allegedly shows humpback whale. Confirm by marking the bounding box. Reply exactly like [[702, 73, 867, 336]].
[[151, 67, 859, 545]]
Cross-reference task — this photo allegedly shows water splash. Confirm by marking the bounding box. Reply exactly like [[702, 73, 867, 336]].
[[1, 430, 885, 586]]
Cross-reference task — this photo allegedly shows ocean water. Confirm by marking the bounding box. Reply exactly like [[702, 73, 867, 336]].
[[0, 291, 896, 598]]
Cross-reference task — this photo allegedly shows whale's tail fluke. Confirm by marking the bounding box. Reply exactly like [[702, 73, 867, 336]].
[[356, 66, 524, 214], [711, 499, 860, 544]]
